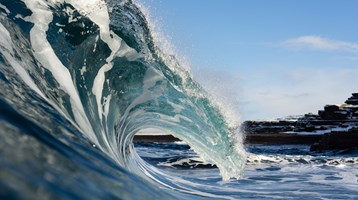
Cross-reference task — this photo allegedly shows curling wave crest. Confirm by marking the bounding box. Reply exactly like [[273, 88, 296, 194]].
[[0, 0, 245, 198]]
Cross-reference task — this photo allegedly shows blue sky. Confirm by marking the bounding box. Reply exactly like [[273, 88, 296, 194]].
[[139, 0, 358, 120]]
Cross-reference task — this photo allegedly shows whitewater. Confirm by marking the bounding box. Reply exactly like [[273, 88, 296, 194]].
[[1, 0, 358, 199]]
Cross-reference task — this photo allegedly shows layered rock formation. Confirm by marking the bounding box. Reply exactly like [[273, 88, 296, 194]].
[[242, 93, 358, 150]]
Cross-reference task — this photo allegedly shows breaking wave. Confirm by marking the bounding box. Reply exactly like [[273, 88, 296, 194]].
[[0, 0, 245, 198]]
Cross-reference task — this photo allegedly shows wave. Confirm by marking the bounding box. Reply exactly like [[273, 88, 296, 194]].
[[0, 0, 245, 198]]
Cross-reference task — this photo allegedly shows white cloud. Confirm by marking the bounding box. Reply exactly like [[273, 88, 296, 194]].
[[241, 68, 358, 120], [192, 67, 358, 122], [283, 35, 358, 52]]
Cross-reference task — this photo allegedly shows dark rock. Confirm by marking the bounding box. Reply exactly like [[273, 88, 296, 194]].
[[133, 135, 180, 143], [310, 132, 358, 151], [324, 105, 339, 112], [318, 105, 349, 120], [345, 93, 358, 105], [242, 92, 358, 148], [345, 98, 358, 105], [301, 126, 316, 132], [241, 120, 296, 134], [245, 133, 322, 145]]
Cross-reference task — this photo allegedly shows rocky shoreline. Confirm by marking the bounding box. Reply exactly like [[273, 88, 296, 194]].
[[244, 133, 322, 145], [242, 93, 358, 151], [134, 135, 181, 143], [310, 132, 358, 151]]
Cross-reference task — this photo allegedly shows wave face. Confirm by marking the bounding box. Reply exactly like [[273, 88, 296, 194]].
[[0, 0, 245, 198]]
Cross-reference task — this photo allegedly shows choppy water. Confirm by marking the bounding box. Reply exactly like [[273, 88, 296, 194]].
[[135, 142, 358, 199]]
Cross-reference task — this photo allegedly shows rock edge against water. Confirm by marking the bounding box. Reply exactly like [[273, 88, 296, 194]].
[[242, 93, 358, 151]]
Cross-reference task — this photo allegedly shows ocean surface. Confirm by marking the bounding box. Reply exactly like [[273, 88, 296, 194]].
[[0, 0, 357, 199], [135, 142, 358, 199]]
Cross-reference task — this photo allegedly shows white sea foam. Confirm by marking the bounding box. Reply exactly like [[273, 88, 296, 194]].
[[0, 22, 13, 54], [0, 22, 46, 98], [0, 3, 10, 15], [63, 0, 140, 124], [22, 0, 97, 143]]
